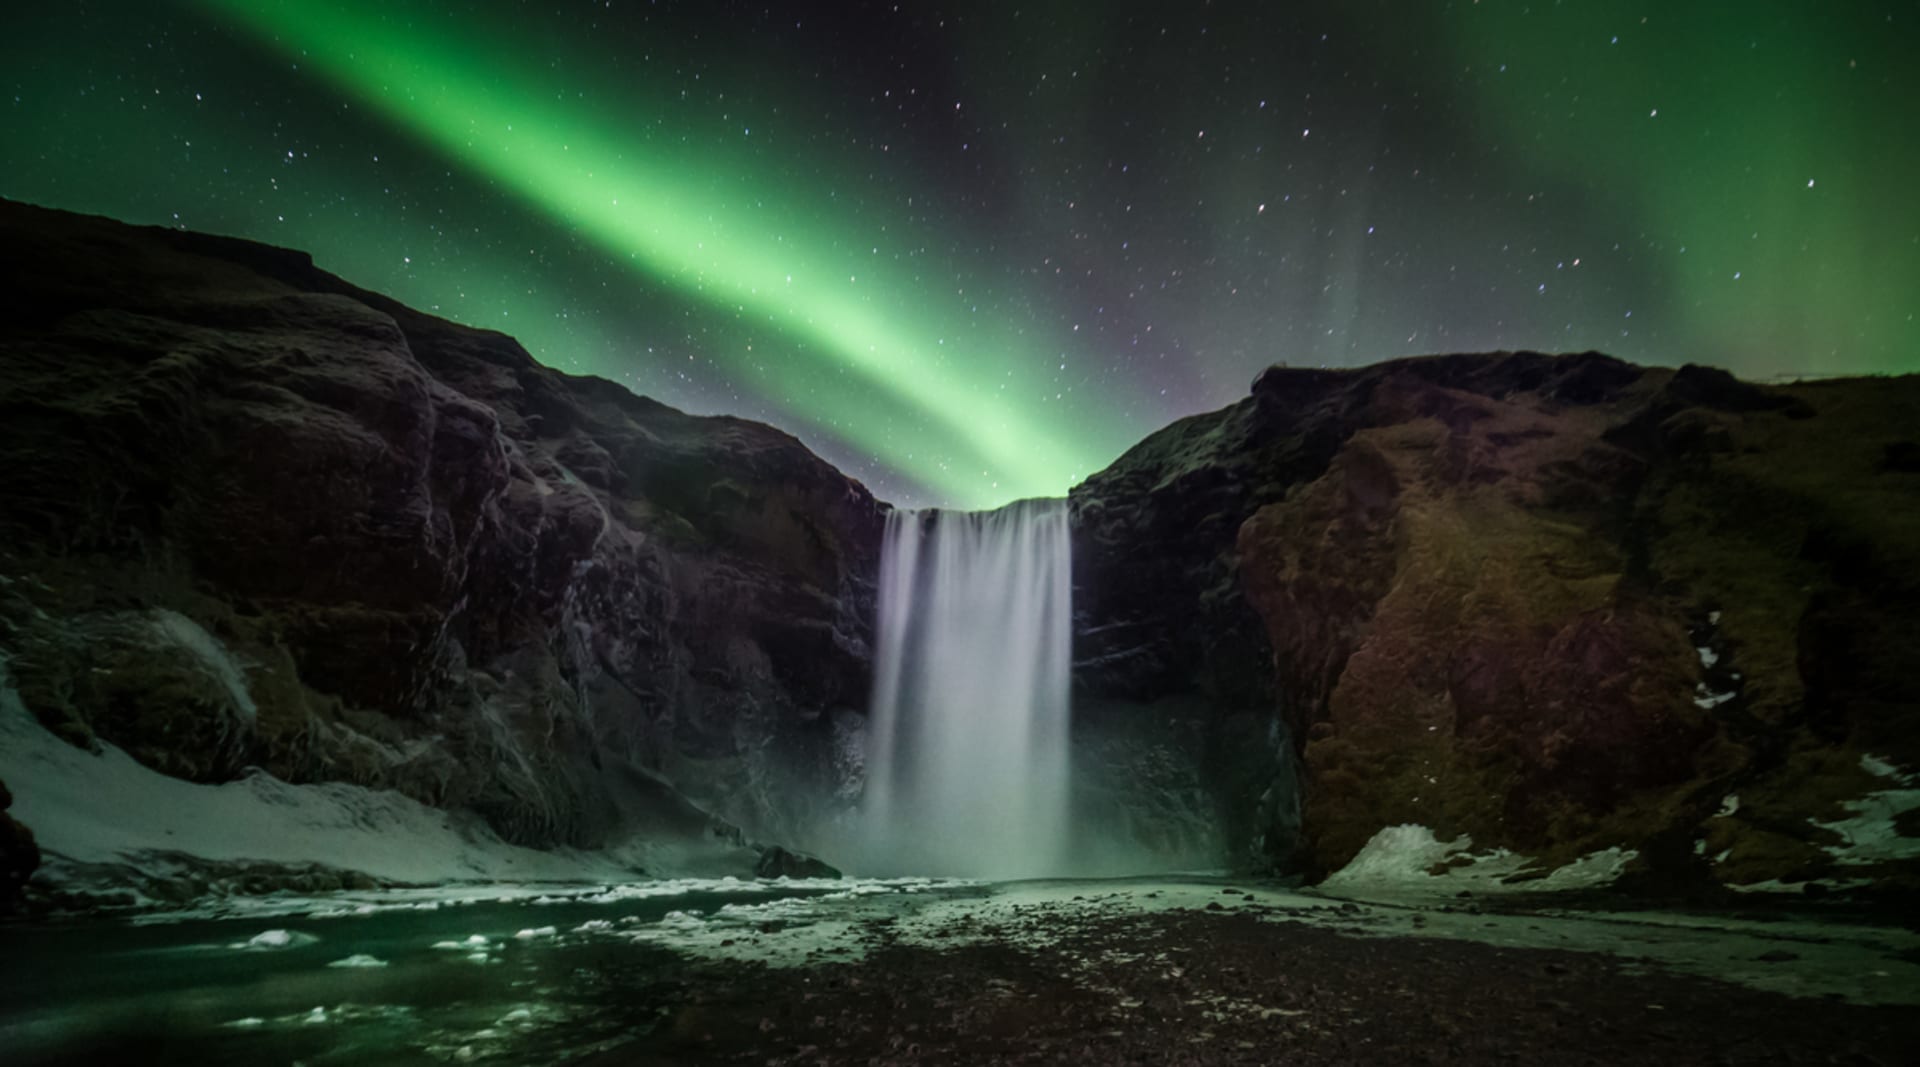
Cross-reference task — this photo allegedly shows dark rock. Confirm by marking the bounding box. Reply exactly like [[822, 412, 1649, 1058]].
[[1882, 441, 1920, 473], [0, 778, 40, 912], [1071, 349, 1920, 890], [0, 198, 880, 874], [754, 845, 842, 880]]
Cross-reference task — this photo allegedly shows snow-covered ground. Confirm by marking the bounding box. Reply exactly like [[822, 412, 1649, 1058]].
[[0, 657, 732, 904], [1316, 823, 1636, 899], [737, 877, 1917, 1005], [1816, 754, 1920, 866]]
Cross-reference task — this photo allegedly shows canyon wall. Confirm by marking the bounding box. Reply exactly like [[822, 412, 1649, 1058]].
[[0, 200, 881, 895], [1075, 352, 1920, 893]]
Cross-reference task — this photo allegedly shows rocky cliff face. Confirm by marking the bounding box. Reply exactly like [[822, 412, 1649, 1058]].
[[5, 199, 1913, 904], [1074, 352, 1920, 893], [0, 199, 880, 893]]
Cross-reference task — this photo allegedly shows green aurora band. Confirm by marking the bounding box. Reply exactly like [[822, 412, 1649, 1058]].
[[199, 0, 1117, 507], [7, 1, 1912, 510]]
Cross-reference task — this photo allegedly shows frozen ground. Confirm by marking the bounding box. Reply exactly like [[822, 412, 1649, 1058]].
[[3, 873, 1916, 1065], [0, 658, 760, 905]]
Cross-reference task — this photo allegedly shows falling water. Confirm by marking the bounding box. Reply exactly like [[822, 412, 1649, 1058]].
[[859, 498, 1073, 879]]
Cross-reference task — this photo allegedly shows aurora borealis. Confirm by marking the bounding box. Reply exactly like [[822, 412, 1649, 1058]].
[[4, 2, 1915, 507]]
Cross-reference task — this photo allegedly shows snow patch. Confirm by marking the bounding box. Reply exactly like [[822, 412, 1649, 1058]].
[[1813, 789, 1920, 866], [1694, 682, 1737, 709], [432, 935, 491, 951], [1318, 823, 1636, 897], [231, 928, 317, 950], [1776, 755, 1920, 868], [326, 954, 389, 968], [0, 656, 650, 902], [1861, 754, 1916, 784]]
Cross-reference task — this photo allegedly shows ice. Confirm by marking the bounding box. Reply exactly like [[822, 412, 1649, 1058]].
[[1697, 645, 1719, 669], [231, 928, 317, 950], [433, 934, 490, 950], [326, 954, 389, 968], [513, 926, 557, 939]]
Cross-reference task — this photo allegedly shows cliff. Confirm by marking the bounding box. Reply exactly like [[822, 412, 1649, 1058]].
[[4, 198, 1914, 907], [0, 199, 879, 901], [1074, 352, 1920, 894]]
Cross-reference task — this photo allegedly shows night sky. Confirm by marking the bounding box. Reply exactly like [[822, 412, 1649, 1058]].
[[5, 1, 1915, 507]]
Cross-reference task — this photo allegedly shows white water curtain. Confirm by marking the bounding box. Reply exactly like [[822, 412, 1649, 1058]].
[[859, 498, 1072, 878]]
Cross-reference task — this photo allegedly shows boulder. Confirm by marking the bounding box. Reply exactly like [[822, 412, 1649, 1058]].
[[753, 845, 842, 880]]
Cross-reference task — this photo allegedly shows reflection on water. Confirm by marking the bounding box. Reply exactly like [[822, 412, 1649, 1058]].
[[5, 875, 1917, 1064], [0, 878, 980, 1065]]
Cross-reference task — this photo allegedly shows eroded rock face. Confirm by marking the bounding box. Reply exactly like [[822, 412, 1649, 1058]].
[[1075, 352, 1920, 891], [0, 199, 882, 863]]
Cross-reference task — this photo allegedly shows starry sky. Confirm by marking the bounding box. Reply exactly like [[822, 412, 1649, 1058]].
[[4, 1, 1915, 507]]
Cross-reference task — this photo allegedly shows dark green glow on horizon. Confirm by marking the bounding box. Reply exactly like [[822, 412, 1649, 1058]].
[[196, 0, 1116, 507]]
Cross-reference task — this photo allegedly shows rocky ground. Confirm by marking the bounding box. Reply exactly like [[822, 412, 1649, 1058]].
[[5, 875, 1915, 1065], [599, 899, 1920, 1066]]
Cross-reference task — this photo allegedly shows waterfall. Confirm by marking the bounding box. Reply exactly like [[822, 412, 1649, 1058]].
[[858, 498, 1073, 879]]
